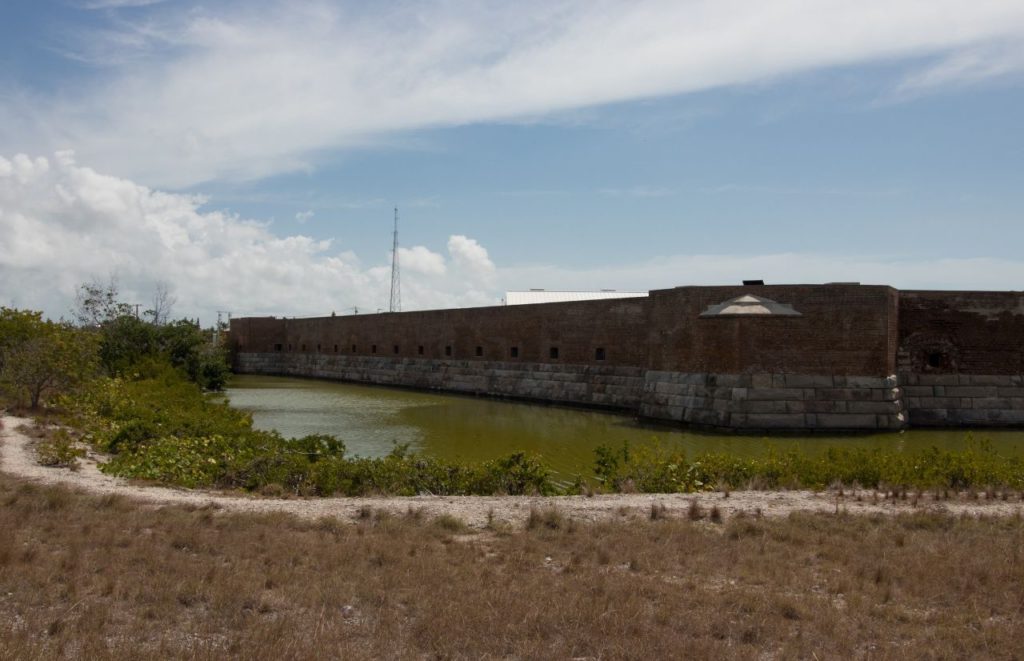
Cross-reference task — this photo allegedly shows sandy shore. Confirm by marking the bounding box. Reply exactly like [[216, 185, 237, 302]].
[[3, 415, 1023, 527]]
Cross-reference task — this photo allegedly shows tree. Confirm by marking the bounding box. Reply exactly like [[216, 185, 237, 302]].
[[98, 314, 158, 375], [73, 277, 134, 327], [0, 309, 99, 409], [158, 320, 230, 390], [66, 279, 230, 391], [145, 281, 177, 326], [0, 307, 40, 374]]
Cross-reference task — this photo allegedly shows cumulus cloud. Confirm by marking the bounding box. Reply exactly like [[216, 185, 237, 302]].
[[294, 210, 314, 224], [4, 0, 1024, 187], [0, 153, 498, 320], [4, 153, 1024, 323], [447, 235, 496, 279], [398, 246, 447, 276]]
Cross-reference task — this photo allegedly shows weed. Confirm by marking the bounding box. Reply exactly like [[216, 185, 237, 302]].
[[434, 514, 467, 533], [1, 476, 1013, 657], [35, 429, 85, 470], [527, 507, 566, 531]]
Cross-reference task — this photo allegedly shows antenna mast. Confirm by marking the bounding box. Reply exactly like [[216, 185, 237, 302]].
[[389, 207, 401, 313]]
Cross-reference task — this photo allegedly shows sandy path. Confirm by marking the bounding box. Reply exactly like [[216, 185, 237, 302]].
[[3, 415, 1023, 527]]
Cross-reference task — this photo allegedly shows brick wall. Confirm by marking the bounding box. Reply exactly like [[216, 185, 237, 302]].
[[232, 297, 650, 368], [231, 284, 897, 376], [898, 291, 1024, 375], [898, 291, 1024, 427], [229, 284, 906, 431], [645, 285, 897, 375]]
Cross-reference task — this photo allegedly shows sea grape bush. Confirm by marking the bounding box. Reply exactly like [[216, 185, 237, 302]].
[[61, 367, 1024, 495], [592, 439, 1024, 493], [52, 358, 1024, 496], [64, 367, 555, 496]]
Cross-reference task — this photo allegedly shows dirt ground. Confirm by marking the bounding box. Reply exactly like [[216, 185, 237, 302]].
[[3, 415, 1023, 526]]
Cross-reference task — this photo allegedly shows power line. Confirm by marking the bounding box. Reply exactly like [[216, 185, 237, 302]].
[[389, 207, 401, 313]]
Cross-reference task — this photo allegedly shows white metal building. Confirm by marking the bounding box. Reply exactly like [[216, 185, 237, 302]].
[[503, 289, 649, 306]]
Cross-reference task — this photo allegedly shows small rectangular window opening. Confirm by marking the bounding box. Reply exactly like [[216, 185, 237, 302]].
[[371, 344, 377, 354], [393, 345, 400, 354], [317, 343, 321, 352], [475, 346, 483, 357], [301, 344, 307, 351], [549, 347, 559, 359], [274, 343, 283, 352], [334, 344, 338, 353], [351, 344, 357, 353], [418, 345, 425, 355], [510, 346, 519, 358], [445, 345, 452, 357], [595, 347, 606, 361]]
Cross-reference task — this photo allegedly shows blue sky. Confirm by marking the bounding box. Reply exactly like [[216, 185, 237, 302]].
[[1, 1, 1023, 320]]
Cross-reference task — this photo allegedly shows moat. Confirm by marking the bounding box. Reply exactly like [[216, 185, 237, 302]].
[[227, 374, 1024, 480]]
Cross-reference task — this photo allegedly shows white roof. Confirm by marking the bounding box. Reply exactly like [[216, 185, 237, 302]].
[[504, 290, 649, 305]]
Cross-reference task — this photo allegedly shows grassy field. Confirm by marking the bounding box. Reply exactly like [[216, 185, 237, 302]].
[[1, 474, 1023, 659]]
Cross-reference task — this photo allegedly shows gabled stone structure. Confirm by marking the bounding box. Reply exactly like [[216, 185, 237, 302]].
[[699, 294, 801, 317]]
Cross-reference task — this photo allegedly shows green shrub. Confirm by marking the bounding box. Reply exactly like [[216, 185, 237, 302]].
[[62, 368, 558, 497], [60, 362, 1024, 497], [592, 439, 1024, 493], [36, 429, 86, 470]]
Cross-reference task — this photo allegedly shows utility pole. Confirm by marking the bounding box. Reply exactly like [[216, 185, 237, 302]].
[[389, 207, 401, 313]]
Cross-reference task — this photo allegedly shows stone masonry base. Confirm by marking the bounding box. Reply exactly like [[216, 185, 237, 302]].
[[640, 372, 904, 431], [235, 353, 917, 431], [900, 373, 1024, 426]]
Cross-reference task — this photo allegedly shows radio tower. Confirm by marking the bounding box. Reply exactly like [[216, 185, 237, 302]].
[[389, 207, 401, 313]]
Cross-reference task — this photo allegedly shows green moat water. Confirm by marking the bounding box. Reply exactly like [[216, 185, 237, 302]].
[[226, 374, 1024, 479]]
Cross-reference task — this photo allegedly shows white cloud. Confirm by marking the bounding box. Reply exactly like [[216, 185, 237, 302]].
[[295, 209, 314, 224], [448, 235, 496, 278], [4, 153, 1024, 323], [895, 40, 1024, 96], [398, 245, 447, 276], [4, 0, 1024, 187], [0, 153, 494, 320]]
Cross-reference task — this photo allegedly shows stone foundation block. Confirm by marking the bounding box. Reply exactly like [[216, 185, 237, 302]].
[[746, 388, 804, 401], [814, 413, 879, 429], [847, 401, 901, 414], [943, 386, 999, 398], [783, 374, 835, 388], [742, 413, 808, 429]]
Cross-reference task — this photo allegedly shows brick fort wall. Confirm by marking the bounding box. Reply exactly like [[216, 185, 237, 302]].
[[230, 285, 1024, 431]]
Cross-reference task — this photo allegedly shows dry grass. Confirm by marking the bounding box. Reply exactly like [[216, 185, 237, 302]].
[[1, 474, 1023, 660]]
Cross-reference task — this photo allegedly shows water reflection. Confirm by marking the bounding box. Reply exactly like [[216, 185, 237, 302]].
[[226, 374, 1024, 478]]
